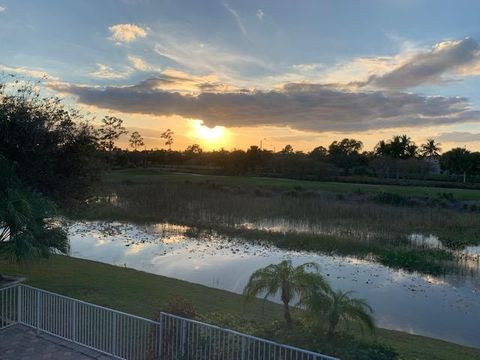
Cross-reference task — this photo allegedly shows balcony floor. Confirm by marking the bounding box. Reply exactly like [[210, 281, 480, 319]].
[[0, 325, 114, 359]]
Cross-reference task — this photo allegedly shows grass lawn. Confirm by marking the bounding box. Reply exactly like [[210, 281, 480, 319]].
[[1, 255, 479, 360], [105, 168, 480, 201]]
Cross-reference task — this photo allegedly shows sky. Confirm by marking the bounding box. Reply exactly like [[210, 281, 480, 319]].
[[2, 0, 480, 152]]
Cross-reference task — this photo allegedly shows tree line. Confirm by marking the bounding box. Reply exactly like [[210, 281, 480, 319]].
[[89, 109, 480, 183], [109, 132, 480, 183]]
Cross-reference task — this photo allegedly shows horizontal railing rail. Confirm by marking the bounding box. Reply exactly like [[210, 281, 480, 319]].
[[0, 284, 339, 360]]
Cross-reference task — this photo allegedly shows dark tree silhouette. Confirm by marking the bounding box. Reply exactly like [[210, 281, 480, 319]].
[[185, 144, 203, 154], [161, 129, 174, 150], [0, 78, 99, 201], [375, 135, 417, 159], [328, 138, 363, 174], [129, 131, 145, 151], [281, 144, 294, 154], [421, 139, 441, 158], [98, 116, 128, 152], [440, 147, 479, 182]]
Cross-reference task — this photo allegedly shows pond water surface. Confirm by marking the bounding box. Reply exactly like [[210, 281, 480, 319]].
[[68, 221, 480, 348]]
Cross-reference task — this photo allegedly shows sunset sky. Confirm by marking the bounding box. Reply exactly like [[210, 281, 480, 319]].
[[2, 0, 480, 151]]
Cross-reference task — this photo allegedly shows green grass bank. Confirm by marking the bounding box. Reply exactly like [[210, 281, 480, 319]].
[[105, 168, 480, 201]]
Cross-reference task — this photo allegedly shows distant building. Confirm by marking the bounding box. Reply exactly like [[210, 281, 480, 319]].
[[424, 157, 441, 174]]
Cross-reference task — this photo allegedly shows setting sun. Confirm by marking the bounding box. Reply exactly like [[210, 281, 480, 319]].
[[191, 120, 227, 146]]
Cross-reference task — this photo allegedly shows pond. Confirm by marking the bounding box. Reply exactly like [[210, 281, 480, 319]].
[[67, 220, 480, 348]]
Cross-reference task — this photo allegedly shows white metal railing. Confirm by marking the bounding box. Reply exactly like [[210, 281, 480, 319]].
[[0, 284, 17, 330], [0, 284, 339, 360]]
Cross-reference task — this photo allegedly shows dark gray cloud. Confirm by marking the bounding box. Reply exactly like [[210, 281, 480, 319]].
[[364, 38, 480, 89], [438, 131, 480, 143], [53, 80, 480, 133]]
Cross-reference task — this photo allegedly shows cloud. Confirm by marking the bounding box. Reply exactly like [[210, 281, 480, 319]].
[[89, 63, 131, 79], [223, 1, 247, 37], [437, 131, 480, 143], [152, 30, 270, 79], [363, 38, 480, 89], [108, 24, 147, 43], [128, 68, 236, 93], [128, 56, 151, 71], [52, 78, 480, 133], [292, 63, 323, 72], [0, 64, 58, 80], [256, 9, 264, 20], [0, 5, 6, 12]]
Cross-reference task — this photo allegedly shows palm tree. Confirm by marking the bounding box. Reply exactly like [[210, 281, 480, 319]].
[[0, 156, 68, 271], [421, 139, 441, 158], [243, 260, 327, 326], [303, 288, 375, 337]]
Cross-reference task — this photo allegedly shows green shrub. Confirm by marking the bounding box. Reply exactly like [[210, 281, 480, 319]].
[[371, 192, 411, 206], [161, 295, 198, 319], [378, 248, 454, 275]]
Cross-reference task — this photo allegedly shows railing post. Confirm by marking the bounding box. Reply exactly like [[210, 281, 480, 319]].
[[17, 285, 22, 324], [112, 312, 117, 356], [181, 318, 187, 357], [158, 313, 164, 358], [241, 336, 246, 360], [72, 301, 76, 342], [36, 291, 41, 334]]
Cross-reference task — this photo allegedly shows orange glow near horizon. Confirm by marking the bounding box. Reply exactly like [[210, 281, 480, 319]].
[[190, 120, 229, 149]]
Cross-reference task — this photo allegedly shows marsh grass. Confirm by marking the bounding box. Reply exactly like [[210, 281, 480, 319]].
[[67, 179, 480, 276], [75, 181, 480, 246]]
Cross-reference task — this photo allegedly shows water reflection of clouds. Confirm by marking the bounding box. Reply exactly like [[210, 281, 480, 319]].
[[67, 221, 480, 348], [125, 243, 150, 255]]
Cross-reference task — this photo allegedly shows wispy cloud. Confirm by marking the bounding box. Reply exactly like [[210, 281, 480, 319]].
[[0, 5, 6, 12], [123, 68, 235, 93], [128, 56, 151, 71], [152, 27, 270, 81], [89, 63, 131, 79], [437, 131, 480, 143], [108, 24, 147, 43], [256, 9, 264, 20], [222, 1, 247, 37], [0, 64, 57, 80]]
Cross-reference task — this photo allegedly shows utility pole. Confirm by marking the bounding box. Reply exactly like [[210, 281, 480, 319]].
[[260, 138, 266, 150]]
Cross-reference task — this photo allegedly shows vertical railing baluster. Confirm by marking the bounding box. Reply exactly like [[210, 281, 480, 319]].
[[17, 285, 22, 324], [72, 301, 76, 343], [180, 318, 187, 357], [36, 291, 41, 334], [241, 336, 246, 360], [158, 312, 164, 357], [112, 311, 117, 357]]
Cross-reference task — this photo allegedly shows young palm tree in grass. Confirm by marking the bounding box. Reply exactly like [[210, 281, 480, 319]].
[[243, 260, 328, 326], [303, 288, 375, 337]]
